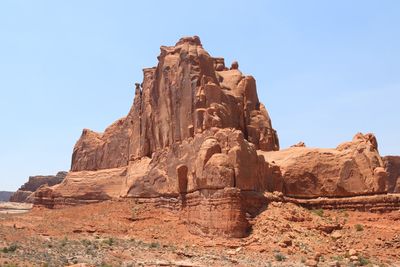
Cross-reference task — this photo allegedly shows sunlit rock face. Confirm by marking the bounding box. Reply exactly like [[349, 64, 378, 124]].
[[70, 36, 279, 172]]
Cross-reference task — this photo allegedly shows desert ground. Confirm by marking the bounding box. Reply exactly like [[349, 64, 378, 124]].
[[0, 200, 399, 267]]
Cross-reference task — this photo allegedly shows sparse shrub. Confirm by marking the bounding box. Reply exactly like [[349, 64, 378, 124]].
[[131, 206, 139, 221], [149, 242, 160, 248], [331, 255, 344, 261], [311, 208, 324, 217], [2, 244, 17, 253], [103, 237, 114, 246], [358, 255, 370, 266], [81, 239, 91, 246], [355, 224, 364, 231], [274, 252, 286, 261], [60, 237, 68, 247]]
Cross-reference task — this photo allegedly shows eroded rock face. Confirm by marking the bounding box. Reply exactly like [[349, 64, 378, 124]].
[[71, 36, 279, 172], [383, 156, 400, 193], [31, 36, 399, 238], [10, 172, 67, 202], [126, 128, 281, 199], [260, 133, 388, 198]]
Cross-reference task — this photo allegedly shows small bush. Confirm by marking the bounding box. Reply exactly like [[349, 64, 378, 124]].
[[2, 244, 17, 253], [103, 237, 114, 246], [311, 208, 324, 217], [355, 224, 364, 231], [274, 252, 286, 261], [358, 255, 370, 266], [81, 239, 92, 246], [331, 255, 344, 261], [149, 242, 160, 248], [60, 237, 68, 247]]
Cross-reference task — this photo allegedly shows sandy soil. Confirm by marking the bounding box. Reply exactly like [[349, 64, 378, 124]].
[[0, 199, 399, 266]]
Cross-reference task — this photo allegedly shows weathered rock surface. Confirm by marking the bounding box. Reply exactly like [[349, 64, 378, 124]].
[[31, 37, 400, 238], [71, 36, 279, 172], [33, 36, 281, 237], [126, 128, 281, 198], [10, 172, 67, 202], [383, 156, 400, 193], [259, 133, 388, 198], [285, 193, 400, 212]]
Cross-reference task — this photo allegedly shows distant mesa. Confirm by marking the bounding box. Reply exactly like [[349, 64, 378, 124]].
[[10, 171, 67, 203], [23, 36, 399, 238], [0, 191, 14, 202]]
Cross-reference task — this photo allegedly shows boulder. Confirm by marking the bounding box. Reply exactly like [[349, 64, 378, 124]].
[[259, 133, 388, 198]]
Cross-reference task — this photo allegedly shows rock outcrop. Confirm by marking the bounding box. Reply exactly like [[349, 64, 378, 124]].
[[70, 36, 279, 172], [10, 172, 67, 202], [259, 133, 388, 198], [33, 36, 280, 237], [383, 156, 400, 193], [32, 36, 399, 238]]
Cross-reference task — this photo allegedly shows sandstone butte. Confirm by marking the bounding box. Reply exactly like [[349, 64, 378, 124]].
[[30, 36, 400, 238], [10, 171, 67, 203]]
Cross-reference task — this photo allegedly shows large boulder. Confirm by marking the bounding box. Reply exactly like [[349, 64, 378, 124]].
[[259, 133, 388, 198]]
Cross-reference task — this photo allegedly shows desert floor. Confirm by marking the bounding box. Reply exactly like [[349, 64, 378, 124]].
[[0, 200, 399, 266]]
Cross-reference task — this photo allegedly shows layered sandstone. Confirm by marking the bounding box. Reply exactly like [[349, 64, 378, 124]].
[[10, 172, 67, 202], [33, 37, 280, 237], [71, 36, 279, 172], [259, 133, 388, 198], [32, 36, 399, 238], [383, 156, 400, 193], [285, 194, 400, 212]]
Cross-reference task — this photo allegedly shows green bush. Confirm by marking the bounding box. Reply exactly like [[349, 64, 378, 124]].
[[358, 255, 370, 266], [149, 242, 160, 248], [103, 237, 114, 246], [355, 224, 364, 231], [2, 244, 17, 253], [311, 208, 324, 217], [274, 252, 286, 261]]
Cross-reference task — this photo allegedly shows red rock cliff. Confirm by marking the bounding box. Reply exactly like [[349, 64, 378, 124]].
[[71, 36, 279, 172]]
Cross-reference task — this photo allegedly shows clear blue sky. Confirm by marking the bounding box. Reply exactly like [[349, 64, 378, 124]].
[[0, 1, 399, 191]]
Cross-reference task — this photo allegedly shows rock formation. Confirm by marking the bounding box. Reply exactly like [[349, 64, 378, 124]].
[[71, 36, 279, 172], [259, 133, 388, 198], [10, 172, 67, 202], [32, 36, 399, 238], [33, 36, 281, 237], [383, 156, 400, 193]]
